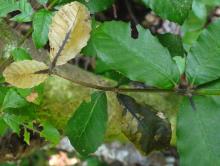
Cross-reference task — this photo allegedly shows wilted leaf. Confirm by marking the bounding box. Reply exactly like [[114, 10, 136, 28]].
[[117, 94, 171, 154], [48, 1, 91, 66], [3, 60, 49, 88]]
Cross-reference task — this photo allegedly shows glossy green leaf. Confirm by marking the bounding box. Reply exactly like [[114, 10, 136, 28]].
[[194, 80, 220, 95], [40, 121, 60, 145], [144, 0, 193, 24], [11, 48, 32, 61], [177, 96, 220, 165], [2, 89, 28, 110], [32, 9, 53, 48], [65, 91, 108, 156], [93, 21, 179, 88], [186, 20, 220, 86]]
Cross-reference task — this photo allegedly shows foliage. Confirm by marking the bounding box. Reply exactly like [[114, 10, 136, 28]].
[[1, 0, 220, 165]]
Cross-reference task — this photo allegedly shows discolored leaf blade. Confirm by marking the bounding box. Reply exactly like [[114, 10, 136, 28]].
[[48, 1, 91, 66], [3, 60, 48, 88], [93, 21, 179, 89], [65, 91, 108, 156], [177, 96, 220, 165], [117, 94, 171, 154]]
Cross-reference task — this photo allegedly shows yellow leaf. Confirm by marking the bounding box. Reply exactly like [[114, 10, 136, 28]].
[[48, 1, 91, 66], [3, 60, 48, 88]]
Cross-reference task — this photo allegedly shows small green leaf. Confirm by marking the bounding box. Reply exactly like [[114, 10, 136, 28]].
[[40, 121, 60, 145], [2, 89, 28, 110], [11, 48, 32, 61], [186, 20, 220, 86], [24, 128, 30, 145], [177, 96, 220, 165], [11, 0, 34, 22], [144, 0, 193, 24], [93, 21, 179, 88], [32, 9, 53, 48], [65, 91, 108, 156]]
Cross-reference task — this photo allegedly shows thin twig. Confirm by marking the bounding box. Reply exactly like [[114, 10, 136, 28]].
[[53, 69, 174, 93]]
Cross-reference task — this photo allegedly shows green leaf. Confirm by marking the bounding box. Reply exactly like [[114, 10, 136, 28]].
[[93, 21, 179, 89], [144, 0, 193, 24], [11, 48, 32, 61], [3, 113, 24, 134], [158, 33, 185, 57], [37, 0, 48, 5], [24, 128, 30, 145], [0, 87, 9, 106], [2, 89, 28, 110], [186, 20, 220, 86], [40, 121, 60, 145], [173, 56, 186, 75], [181, 1, 207, 48], [0, 117, 8, 136], [11, 0, 34, 22], [65, 91, 108, 156], [177, 96, 220, 165], [32, 9, 53, 48], [0, 0, 18, 17], [0, 0, 33, 22]]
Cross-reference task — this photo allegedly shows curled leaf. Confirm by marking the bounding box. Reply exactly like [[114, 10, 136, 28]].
[[3, 60, 48, 88], [48, 1, 91, 66]]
